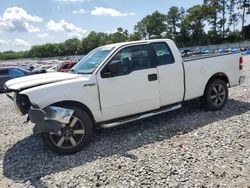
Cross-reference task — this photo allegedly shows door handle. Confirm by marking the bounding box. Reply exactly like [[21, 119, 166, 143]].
[[148, 74, 158, 81]]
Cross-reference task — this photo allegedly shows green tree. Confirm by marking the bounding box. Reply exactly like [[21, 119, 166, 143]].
[[175, 7, 190, 47], [109, 32, 127, 43], [117, 27, 123, 33], [219, 0, 228, 38], [228, 0, 241, 35], [128, 32, 141, 41], [238, 0, 250, 39], [82, 31, 109, 53], [134, 11, 167, 39], [64, 38, 82, 55], [203, 0, 222, 35], [184, 5, 207, 45], [166, 6, 182, 40], [243, 24, 250, 39], [0, 51, 29, 60]]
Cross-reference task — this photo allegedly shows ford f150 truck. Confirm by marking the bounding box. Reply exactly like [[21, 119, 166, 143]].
[[2, 39, 245, 154]]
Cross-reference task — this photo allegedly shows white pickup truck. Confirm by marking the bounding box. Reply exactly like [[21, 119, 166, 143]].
[[3, 39, 245, 154]]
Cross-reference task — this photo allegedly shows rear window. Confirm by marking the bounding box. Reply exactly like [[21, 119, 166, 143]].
[[152, 43, 175, 65]]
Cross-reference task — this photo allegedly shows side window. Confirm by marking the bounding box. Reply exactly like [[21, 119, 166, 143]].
[[110, 45, 150, 76], [8, 69, 26, 79], [152, 43, 175, 65], [0, 69, 9, 75]]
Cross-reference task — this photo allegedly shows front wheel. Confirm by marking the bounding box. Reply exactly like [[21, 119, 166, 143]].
[[41, 107, 93, 155], [201, 79, 228, 111]]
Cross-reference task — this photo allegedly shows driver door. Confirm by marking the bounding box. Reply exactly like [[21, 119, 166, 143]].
[[97, 44, 160, 121]]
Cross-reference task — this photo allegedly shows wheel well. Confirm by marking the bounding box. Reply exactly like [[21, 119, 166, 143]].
[[204, 72, 229, 94], [51, 100, 95, 124]]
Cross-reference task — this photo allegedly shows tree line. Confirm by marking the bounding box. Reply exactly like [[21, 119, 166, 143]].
[[0, 0, 249, 60]]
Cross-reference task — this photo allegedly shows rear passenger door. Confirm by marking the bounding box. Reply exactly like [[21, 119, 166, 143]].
[[97, 44, 160, 121], [152, 42, 184, 106]]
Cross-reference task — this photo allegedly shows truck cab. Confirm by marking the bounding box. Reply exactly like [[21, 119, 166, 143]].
[[3, 39, 244, 154]]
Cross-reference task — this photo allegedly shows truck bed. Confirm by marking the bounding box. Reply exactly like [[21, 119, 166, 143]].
[[183, 52, 242, 101], [183, 53, 237, 62]]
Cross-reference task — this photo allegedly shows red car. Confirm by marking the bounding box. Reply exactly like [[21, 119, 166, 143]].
[[57, 61, 77, 72], [0, 64, 17, 67]]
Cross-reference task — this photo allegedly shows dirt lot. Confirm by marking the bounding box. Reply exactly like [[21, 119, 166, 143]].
[[0, 56, 249, 187]]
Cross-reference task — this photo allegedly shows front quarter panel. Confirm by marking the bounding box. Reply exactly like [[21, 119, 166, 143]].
[[20, 75, 101, 121]]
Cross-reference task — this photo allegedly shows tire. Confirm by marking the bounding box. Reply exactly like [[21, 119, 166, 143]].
[[201, 79, 228, 111], [41, 106, 93, 155]]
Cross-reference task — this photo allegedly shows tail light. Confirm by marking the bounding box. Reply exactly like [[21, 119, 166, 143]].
[[239, 57, 243, 70]]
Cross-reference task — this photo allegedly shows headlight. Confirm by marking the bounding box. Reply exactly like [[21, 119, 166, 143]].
[[15, 94, 31, 115], [13, 96, 23, 115]]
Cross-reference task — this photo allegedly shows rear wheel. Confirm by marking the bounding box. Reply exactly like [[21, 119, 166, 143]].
[[201, 79, 228, 111], [41, 107, 93, 155]]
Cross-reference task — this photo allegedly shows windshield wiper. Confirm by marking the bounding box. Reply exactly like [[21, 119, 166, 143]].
[[77, 72, 91, 75], [69, 69, 79, 74], [70, 69, 90, 75]]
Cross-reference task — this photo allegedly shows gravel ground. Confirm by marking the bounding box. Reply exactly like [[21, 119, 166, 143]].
[[0, 56, 250, 188]]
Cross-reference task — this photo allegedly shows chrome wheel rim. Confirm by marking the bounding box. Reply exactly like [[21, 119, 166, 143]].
[[210, 84, 226, 106], [50, 116, 85, 149]]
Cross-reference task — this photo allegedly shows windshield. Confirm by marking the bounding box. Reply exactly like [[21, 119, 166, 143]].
[[71, 46, 113, 74]]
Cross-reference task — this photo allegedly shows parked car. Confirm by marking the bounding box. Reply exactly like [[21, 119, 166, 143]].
[[46, 65, 59, 73], [240, 47, 247, 52], [57, 61, 77, 72], [3, 39, 245, 154], [241, 48, 250, 55], [71, 56, 83, 63], [199, 48, 210, 54], [181, 49, 192, 57], [230, 48, 239, 53], [192, 48, 200, 55], [192, 48, 210, 55], [0, 66, 45, 89], [219, 48, 224, 53]]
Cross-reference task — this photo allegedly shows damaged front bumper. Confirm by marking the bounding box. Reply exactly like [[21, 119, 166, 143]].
[[29, 106, 74, 134]]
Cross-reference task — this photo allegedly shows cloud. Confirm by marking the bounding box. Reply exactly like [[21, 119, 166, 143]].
[[67, 32, 83, 39], [46, 19, 86, 38], [0, 39, 8, 45], [106, 29, 118, 34], [91, 7, 135, 17], [37, 33, 50, 38], [46, 20, 64, 32], [72, 9, 86, 14], [13, 39, 31, 47], [0, 7, 42, 33], [54, 0, 90, 3]]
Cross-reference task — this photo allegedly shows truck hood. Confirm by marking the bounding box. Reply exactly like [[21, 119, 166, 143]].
[[5, 72, 83, 91]]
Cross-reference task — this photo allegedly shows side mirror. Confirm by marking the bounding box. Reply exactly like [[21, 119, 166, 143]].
[[102, 60, 123, 78], [109, 60, 123, 74]]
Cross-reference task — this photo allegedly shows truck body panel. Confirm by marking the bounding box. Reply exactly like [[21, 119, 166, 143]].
[[183, 53, 241, 100], [4, 39, 243, 124], [156, 40, 185, 106]]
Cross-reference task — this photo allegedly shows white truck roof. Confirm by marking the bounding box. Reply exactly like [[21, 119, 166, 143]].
[[102, 39, 173, 49]]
